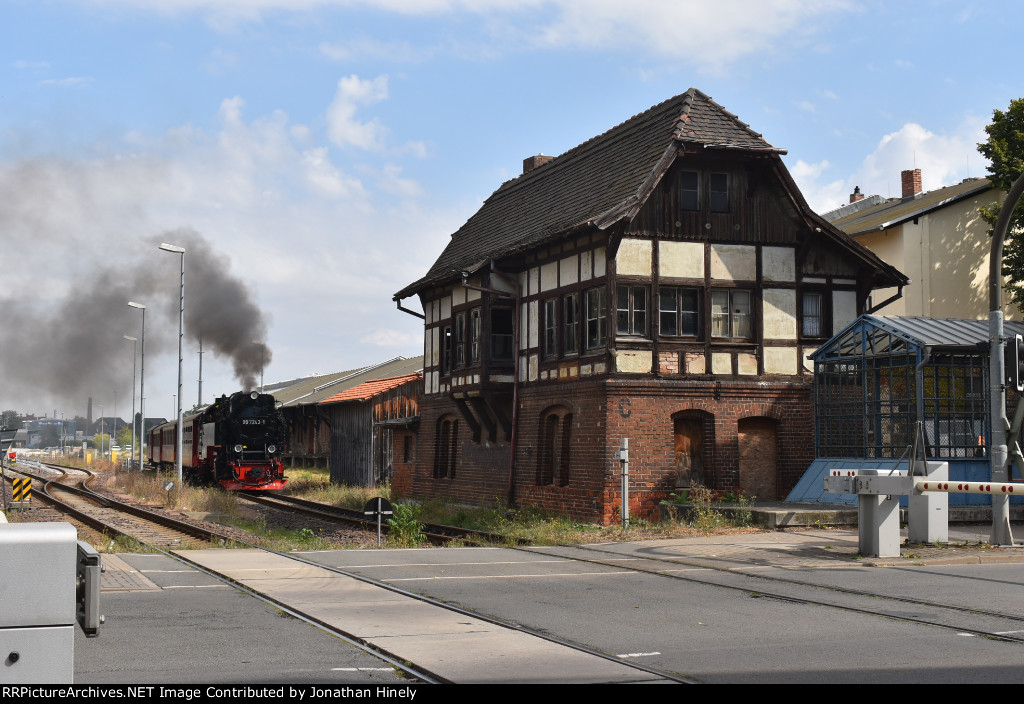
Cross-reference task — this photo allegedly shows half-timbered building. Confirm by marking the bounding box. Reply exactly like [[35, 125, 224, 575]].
[[393, 88, 908, 523]]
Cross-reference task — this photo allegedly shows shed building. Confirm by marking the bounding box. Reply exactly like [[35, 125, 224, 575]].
[[788, 315, 1024, 506]]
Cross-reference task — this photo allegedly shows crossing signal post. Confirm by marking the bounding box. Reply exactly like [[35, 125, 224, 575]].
[[1007, 334, 1024, 392]]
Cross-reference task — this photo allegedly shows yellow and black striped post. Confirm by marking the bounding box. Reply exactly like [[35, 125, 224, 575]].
[[12, 477, 30, 505]]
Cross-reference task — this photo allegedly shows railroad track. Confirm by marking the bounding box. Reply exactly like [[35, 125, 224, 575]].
[[236, 490, 527, 545], [3, 461, 237, 548], [515, 542, 1024, 645]]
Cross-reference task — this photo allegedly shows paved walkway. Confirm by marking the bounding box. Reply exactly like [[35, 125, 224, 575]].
[[172, 548, 673, 684]]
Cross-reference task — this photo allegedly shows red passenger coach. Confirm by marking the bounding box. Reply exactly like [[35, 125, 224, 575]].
[[147, 391, 287, 491]]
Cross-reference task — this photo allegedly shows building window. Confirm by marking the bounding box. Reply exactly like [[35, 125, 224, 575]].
[[543, 298, 558, 358], [711, 289, 752, 339], [802, 292, 823, 337], [403, 435, 414, 463], [680, 171, 699, 211], [710, 173, 729, 213], [469, 308, 481, 363], [537, 408, 573, 487], [616, 285, 648, 336], [491, 306, 514, 361], [434, 416, 458, 479], [564, 293, 580, 355], [585, 286, 607, 349], [454, 312, 466, 367], [441, 325, 453, 375], [659, 287, 700, 337]]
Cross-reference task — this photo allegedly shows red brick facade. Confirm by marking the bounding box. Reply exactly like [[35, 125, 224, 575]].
[[396, 375, 813, 524]]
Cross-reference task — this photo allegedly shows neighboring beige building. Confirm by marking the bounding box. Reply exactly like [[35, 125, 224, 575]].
[[823, 169, 1012, 320]]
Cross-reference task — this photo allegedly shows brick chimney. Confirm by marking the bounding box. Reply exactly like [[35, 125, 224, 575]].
[[849, 186, 864, 203], [901, 168, 922, 198], [523, 154, 554, 174]]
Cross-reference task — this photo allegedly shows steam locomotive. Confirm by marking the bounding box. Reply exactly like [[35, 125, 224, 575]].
[[147, 391, 288, 490]]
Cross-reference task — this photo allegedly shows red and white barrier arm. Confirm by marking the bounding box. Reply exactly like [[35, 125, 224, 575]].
[[915, 481, 1024, 495]]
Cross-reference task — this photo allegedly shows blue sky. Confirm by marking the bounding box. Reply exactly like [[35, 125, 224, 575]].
[[0, 0, 1020, 420]]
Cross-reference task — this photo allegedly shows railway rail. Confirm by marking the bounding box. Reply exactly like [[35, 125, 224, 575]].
[[3, 461, 235, 547], [513, 542, 1024, 645], [235, 491, 526, 545]]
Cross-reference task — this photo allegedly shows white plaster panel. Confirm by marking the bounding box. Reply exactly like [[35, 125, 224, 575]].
[[452, 285, 466, 306], [518, 271, 528, 294], [616, 238, 652, 277], [762, 288, 797, 340], [560, 255, 579, 286], [764, 347, 798, 375], [528, 300, 539, 348], [737, 353, 758, 375], [431, 327, 439, 367], [762, 247, 796, 282], [467, 287, 481, 302], [430, 371, 438, 395], [801, 347, 816, 373], [581, 251, 593, 281], [594, 362, 607, 374], [803, 276, 827, 284], [519, 355, 527, 382], [710, 244, 756, 281], [834, 278, 857, 285], [424, 327, 432, 367], [594, 247, 607, 277], [540, 262, 558, 292], [529, 354, 539, 382], [440, 296, 451, 320], [685, 352, 706, 375], [658, 241, 704, 279], [520, 302, 529, 351], [529, 267, 540, 296], [833, 290, 858, 332], [712, 353, 732, 375], [615, 350, 652, 374]]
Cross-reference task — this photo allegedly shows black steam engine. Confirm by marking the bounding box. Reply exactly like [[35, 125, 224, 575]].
[[148, 391, 288, 490]]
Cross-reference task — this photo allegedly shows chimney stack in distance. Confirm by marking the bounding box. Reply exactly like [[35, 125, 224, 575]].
[[849, 186, 865, 203], [523, 154, 554, 174], [901, 168, 922, 199]]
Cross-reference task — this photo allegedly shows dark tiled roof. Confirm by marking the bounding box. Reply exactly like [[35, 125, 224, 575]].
[[826, 179, 994, 236], [395, 88, 778, 300]]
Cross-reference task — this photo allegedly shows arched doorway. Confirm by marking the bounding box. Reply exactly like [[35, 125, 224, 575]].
[[673, 411, 711, 488], [738, 417, 777, 500]]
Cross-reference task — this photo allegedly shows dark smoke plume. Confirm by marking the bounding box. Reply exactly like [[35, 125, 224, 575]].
[[0, 227, 272, 416]]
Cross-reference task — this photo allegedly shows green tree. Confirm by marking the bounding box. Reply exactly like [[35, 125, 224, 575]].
[[979, 98, 1024, 310]]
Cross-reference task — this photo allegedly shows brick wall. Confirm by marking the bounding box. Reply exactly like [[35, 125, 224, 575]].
[[402, 376, 814, 525]]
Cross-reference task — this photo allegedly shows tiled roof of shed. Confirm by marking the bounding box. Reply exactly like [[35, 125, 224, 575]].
[[272, 356, 424, 408], [319, 373, 422, 405], [394, 88, 779, 299]]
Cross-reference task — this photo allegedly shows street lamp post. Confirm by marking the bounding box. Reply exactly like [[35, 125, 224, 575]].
[[124, 335, 138, 470], [159, 242, 186, 483], [128, 302, 147, 468]]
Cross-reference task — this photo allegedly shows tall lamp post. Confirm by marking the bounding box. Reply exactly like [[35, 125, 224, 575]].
[[159, 242, 186, 483], [129, 302, 147, 468], [124, 335, 138, 470]]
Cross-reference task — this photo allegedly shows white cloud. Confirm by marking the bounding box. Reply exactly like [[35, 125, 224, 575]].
[[326, 74, 391, 151], [793, 117, 990, 213], [359, 328, 421, 347]]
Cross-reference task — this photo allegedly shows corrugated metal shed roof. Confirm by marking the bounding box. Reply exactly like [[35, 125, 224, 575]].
[[873, 316, 1024, 348]]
